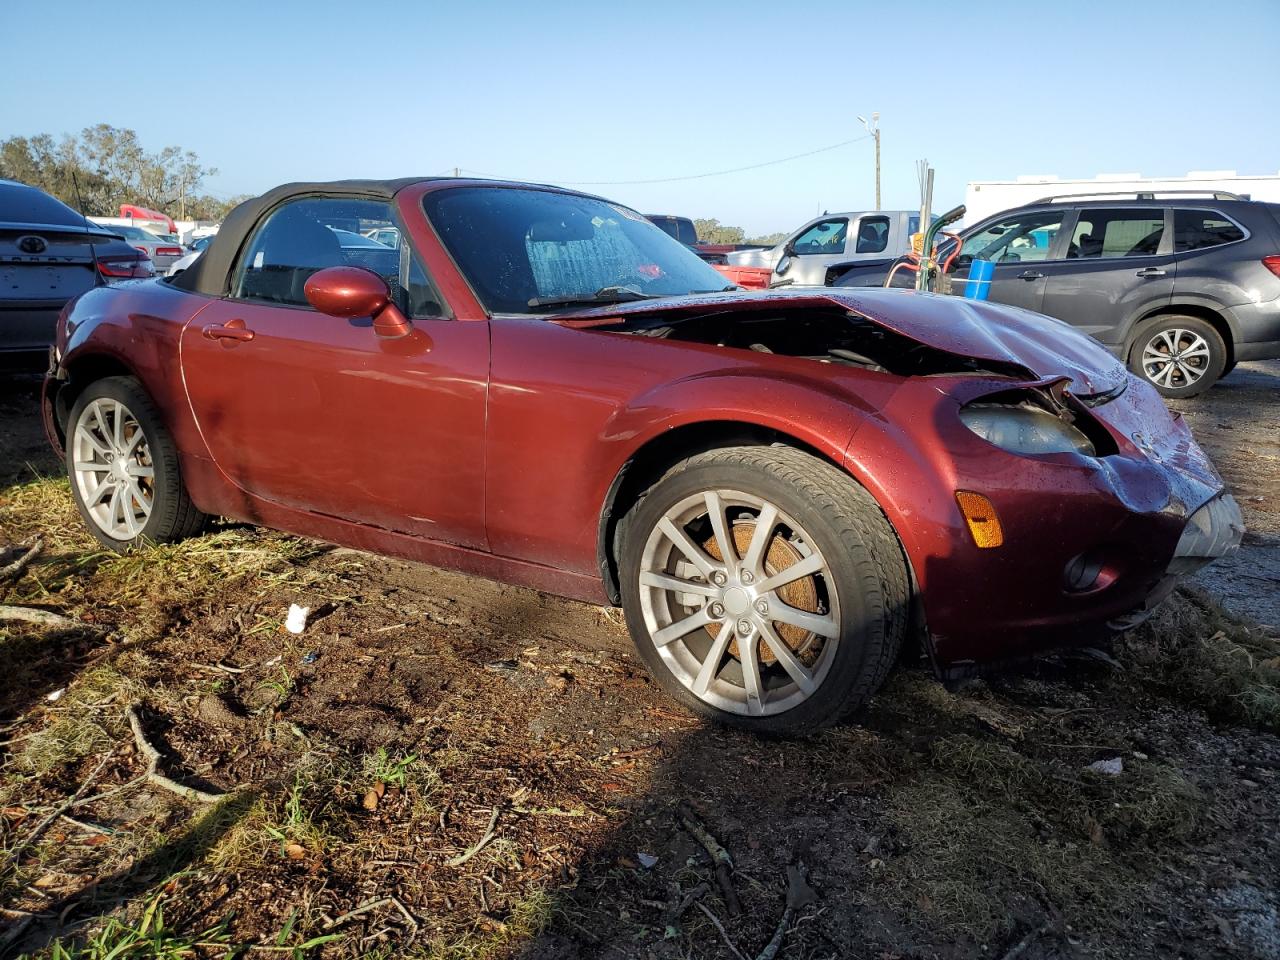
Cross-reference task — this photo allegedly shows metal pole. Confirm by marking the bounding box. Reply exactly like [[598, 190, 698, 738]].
[[916, 166, 934, 292], [873, 112, 881, 211]]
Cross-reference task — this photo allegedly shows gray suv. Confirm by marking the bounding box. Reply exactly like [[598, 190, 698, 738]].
[[871, 192, 1280, 397]]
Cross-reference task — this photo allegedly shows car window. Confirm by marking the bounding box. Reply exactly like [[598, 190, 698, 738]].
[[676, 219, 698, 246], [1173, 210, 1245, 252], [963, 211, 1064, 263], [232, 196, 446, 317], [1068, 209, 1165, 259], [792, 219, 848, 255], [854, 216, 890, 254]]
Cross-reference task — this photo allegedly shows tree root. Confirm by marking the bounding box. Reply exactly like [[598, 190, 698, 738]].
[[126, 704, 225, 804], [0, 605, 85, 630], [0, 537, 42, 582]]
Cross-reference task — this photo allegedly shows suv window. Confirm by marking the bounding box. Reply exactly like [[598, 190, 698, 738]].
[[233, 196, 445, 317], [792, 218, 848, 255], [964, 211, 1064, 263], [1068, 209, 1165, 259], [854, 216, 890, 254], [1173, 210, 1245, 252]]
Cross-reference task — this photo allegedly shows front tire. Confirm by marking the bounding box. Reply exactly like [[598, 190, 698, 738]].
[[618, 446, 908, 733], [1129, 316, 1226, 398], [66, 376, 207, 551]]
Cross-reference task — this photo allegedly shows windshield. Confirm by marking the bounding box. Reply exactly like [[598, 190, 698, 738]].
[[424, 187, 730, 313]]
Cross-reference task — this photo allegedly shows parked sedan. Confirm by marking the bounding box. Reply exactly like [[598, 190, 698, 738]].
[[44, 177, 1241, 732], [1, 179, 152, 366], [109, 223, 187, 275]]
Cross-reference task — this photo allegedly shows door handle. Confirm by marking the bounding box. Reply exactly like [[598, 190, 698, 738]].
[[202, 318, 255, 342], [1017, 270, 1044, 281], [1136, 267, 1167, 278]]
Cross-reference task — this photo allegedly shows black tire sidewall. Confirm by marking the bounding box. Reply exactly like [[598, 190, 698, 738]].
[[1129, 317, 1225, 399], [619, 454, 891, 734], [65, 376, 187, 551]]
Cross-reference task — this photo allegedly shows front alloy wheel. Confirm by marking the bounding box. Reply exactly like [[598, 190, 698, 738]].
[[619, 446, 908, 733], [1130, 316, 1226, 399]]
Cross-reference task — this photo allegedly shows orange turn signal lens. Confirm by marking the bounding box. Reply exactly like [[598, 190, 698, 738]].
[[955, 491, 1004, 549]]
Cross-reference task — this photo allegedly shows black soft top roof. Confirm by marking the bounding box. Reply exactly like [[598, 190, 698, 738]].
[[170, 177, 441, 297]]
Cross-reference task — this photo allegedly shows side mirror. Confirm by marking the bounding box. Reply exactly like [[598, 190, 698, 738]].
[[303, 266, 412, 338], [776, 255, 793, 276]]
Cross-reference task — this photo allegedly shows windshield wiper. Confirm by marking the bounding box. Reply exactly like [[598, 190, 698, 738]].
[[689, 285, 742, 293], [527, 285, 659, 310]]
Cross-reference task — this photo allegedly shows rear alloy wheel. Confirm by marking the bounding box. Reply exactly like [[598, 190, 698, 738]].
[[619, 446, 908, 733], [67, 376, 207, 550], [1130, 316, 1226, 398]]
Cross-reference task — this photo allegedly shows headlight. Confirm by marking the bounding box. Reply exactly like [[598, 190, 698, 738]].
[[960, 404, 1095, 456]]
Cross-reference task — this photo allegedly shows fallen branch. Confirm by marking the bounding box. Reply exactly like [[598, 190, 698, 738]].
[[668, 881, 711, 922], [694, 901, 748, 960], [754, 861, 817, 960], [447, 806, 500, 867], [4, 753, 111, 870], [679, 803, 742, 916], [126, 704, 225, 804], [0, 605, 84, 630], [323, 897, 392, 931], [999, 924, 1050, 960], [0, 537, 42, 582]]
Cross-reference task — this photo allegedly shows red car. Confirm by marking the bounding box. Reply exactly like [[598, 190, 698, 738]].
[[43, 178, 1242, 733]]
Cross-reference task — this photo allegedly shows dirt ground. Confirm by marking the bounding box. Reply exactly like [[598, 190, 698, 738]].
[[1, 363, 1278, 960]]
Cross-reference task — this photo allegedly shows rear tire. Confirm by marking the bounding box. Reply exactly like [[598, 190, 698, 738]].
[[618, 445, 908, 734], [66, 376, 207, 551], [1128, 316, 1226, 398]]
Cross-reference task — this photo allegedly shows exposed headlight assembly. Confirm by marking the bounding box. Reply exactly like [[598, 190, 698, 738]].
[[960, 403, 1096, 457]]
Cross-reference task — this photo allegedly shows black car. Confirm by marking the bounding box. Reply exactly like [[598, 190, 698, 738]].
[[850, 192, 1280, 397], [1, 179, 153, 368]]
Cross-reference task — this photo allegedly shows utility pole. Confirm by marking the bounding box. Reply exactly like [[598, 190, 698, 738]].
[[453, 167, 461, 178], [858, 113, 881, 210]]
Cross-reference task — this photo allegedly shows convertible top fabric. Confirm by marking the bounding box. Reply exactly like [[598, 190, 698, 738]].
[[170, 178, 437, 297]]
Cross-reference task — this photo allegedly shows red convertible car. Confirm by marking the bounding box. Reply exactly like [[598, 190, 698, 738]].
[[43, 178, 1243, 732]]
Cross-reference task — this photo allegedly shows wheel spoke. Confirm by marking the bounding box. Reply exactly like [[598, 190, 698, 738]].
[[768, 602, 839, 638], [122, 429, 146, 457], [125, 463, 154, 479], [692, 622, 735, 696], [704, 491, 736, 565], [738, 630, 763, 715], [86, 476, 114, 506], [111, 402, 126, 449], [652, 607, 715, 648], [760, 622, 817, 694], [73, 459, 107, 474], [755, 552, 825, 593], [638, 570, 719, 597], [126, 479, 152, 517], [658, 517, 717, 578], [90, 404, 111, 447], [741, 502, 778, 575], [77, 428, 111, 459]]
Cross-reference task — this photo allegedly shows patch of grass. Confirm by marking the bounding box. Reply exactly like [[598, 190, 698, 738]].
[[5, 667, 139, 781], [0, 476, 87, 554], [416, 888, 554, 959], [23, 892, 234, 960], [210, 773, 343, 869], [1121, 587, 1280, 731], [362, 747, 418, 788]]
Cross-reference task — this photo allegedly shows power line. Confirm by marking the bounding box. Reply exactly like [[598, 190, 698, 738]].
[[457, 133, 874, 187]]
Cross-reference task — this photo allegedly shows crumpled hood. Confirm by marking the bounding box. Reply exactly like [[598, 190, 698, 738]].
[[557, 287, 1130, 396]]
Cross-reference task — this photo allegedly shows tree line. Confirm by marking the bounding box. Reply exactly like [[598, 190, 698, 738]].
[[0, 125, 249, 222], [694, 218, 788, 247]]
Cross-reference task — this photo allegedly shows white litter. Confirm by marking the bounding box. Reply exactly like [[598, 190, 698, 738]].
[[285, 604, 310, 635], [637, 852, 658, 869], [46, 687, 65, 702], [1087, 757, 1124, 776]]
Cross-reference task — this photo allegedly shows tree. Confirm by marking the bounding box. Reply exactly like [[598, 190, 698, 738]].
[[693, 218, 745, 245], [746, 231, 788, 246], [0, 125, 219, 220]]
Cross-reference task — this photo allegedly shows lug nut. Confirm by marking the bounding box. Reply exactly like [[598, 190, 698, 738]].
[[709, 602, 726, 618], [754, 599, 769, 615], [711, 571, 727, 586], [737, 619, 752, 636], [740, 570, 754, 585]]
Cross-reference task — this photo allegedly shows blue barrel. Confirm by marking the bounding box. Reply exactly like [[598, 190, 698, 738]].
[[964, 258, 994, 300]]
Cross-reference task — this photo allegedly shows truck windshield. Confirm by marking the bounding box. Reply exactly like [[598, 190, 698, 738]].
[[425, 188, 730, 313]]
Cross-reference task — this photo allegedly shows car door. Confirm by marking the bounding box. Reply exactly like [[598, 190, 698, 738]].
[[777, 216, 849, 286], [178, 194, 490, 548], [953, 209, 1069, 312], [1038, 207, 1176, 349]]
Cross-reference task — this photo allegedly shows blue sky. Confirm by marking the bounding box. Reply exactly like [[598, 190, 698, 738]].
[[2, 0, 1278, 234]]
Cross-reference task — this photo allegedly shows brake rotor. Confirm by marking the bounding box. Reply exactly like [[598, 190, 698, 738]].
[[703, 520, 822, 666]]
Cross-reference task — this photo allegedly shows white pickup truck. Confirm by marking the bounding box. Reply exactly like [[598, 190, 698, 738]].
[[726, 209, 924, 287]]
